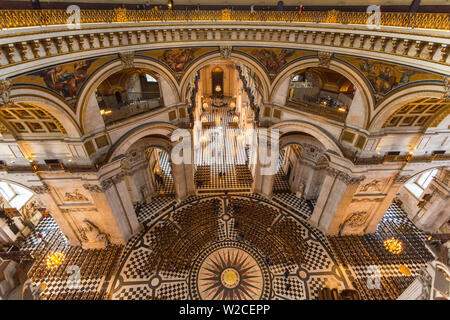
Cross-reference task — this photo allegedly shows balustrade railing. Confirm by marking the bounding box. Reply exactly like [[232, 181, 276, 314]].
[[286, 98, 348, 122], [102, 98, 161, 125], [0, 9, 448, 30]]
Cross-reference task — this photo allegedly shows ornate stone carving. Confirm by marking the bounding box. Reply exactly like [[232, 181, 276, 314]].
[[359, 179, 383, 193], [83, 183, 103, 193], [345, 211, 370, 227], [112, 172, 125, 183], [30, 184, 50, 194], [100, 172, 125, 191], [64, 189, 89, 202], [338, 172, 366, 185], [220, 46, 232, 59], [79, 219, 110, 246], [0, 78, 12, 107], [317, 51, 333, 67], [394, 174, 413, 184], [119, 51, 135, 69], [443, 76, 450, 101], [339, 211, 370, 235], [325, 167, 340, 178], [100, 179, 114, 191]]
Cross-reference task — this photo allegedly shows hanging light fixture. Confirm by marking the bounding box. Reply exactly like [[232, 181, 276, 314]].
[[168, 0, 173, 10], [384, 237, 403, 255], [45, 251, 66, 270], [215, 85, 222, 92]]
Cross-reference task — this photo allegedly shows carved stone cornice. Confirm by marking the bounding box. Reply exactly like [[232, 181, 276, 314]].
[[30, 183, 50, 194], [83, 183, 103, 193]]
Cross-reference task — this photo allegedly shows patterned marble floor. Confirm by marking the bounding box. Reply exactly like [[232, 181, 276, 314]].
[[109, 194, 351, 300]]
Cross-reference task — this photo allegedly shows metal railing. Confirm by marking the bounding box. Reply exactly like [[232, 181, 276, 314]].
[[102, 98, 161, 126], [0, 9, 448, 30], [286, 98, 348, 122]]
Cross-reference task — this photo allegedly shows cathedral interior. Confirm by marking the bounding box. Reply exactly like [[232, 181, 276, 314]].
[[0, 0, 449, 301]]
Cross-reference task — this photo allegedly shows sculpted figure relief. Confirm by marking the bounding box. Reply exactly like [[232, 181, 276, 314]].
[[64, 189, 89, 202], [79, 219, 110, 247]]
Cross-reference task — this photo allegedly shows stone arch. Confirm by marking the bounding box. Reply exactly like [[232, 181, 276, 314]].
[[9, 86, 82, 138], [76, 57, 180, 134], [271, 120, 344, 157], [105, 122, 179, 163], [369, 83, 447, 132], [270, 57, 375, 129], [179, 51, 271, 103]]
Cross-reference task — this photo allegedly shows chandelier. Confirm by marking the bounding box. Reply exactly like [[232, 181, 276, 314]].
[[383, 237, 403, 255], [215, 85, 222, 92], [45, 251, 66, 269]]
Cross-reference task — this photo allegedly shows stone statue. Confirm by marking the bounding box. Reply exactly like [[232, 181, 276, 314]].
[[296, 182, 305, 199], [80, 219, 110, 247]]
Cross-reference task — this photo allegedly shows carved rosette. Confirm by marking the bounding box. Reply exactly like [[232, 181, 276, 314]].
[[83, 183, 103, 193], [30, 184, 50, 194]]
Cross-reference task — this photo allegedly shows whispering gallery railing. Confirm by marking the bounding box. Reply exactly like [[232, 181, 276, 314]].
[[0, 9, 449, 30]]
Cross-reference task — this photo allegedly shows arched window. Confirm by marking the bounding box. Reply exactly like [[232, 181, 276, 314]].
[[405, 169, 438, 198], [0, 181, 33, 210]]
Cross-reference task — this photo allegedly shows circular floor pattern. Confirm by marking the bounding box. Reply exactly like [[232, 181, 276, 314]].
[[191, 241, 271, 300], [110, 194, 350, 300]]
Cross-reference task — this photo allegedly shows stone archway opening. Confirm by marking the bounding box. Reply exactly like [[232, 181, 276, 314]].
[[287, 67, 355, 122], [95, 68, 162, 126]]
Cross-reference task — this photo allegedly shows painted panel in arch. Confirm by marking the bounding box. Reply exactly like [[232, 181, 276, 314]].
[[233, 47, 312, 77], [10, 55, 116, 106], [335, 54, 444, 99], [139, 47, 217, 74]]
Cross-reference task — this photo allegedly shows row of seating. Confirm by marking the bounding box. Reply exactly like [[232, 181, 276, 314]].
[[231, 198, 308, 266], [328, 209, 434, 300], [144, 199, 221, 272], [26, 230, 123, 300]]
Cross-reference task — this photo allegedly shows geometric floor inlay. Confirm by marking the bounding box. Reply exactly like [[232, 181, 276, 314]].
[[110, 194, 350, 300], [191, 241, 271, 300]]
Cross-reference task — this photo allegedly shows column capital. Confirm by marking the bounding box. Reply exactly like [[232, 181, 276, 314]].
[[393, 174, 413, 184], [30, 183, 50, 194], [326, 167, 365, 185], [83, 183, 103, 193]]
